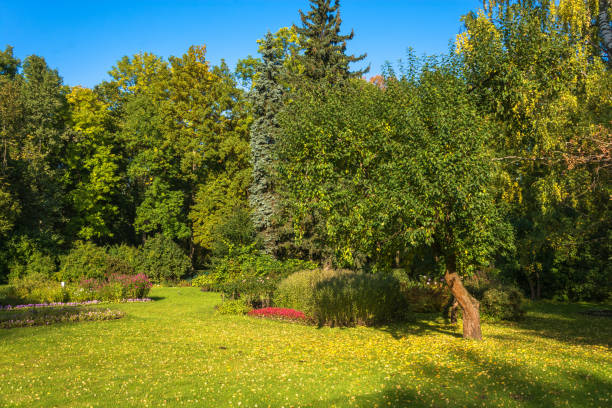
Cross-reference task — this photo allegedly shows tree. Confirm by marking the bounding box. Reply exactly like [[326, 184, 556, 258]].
[[65, 86, 121, 240], [296, 0, 368, 81], [458, 0, 611, 300], [278, 58, 511, 339], [248, 33, 285, 255]]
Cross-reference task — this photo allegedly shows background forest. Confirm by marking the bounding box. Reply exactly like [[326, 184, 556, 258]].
[[0, 0, 610, 307]]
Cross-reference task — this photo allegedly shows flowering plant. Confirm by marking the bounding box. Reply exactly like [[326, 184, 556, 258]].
[[248, 307, 307, 321]]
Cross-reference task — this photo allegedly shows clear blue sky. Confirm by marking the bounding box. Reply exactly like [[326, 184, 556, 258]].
[[1, 0, 481, 88]]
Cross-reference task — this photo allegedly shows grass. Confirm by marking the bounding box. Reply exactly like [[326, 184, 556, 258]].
[[0, 287, 610, 407]]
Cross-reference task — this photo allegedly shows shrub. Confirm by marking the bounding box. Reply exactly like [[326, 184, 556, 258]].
[[79, 274, 152, 301], [58, 242, 108, 282], [191, 273, 216, 291], [104, 255, 135, 276], [209, 245, 317, 284], [107, 244, 141, 273], [10, 274, 69, 304], [275, 269, 409, 326], [215, 299, 252, 315], [481, 287, 526, 321], [248, 307, 307, 321], [107, 273, 152, 299], [138, 234, 191, 283], [217, 276, 278, 307], [401, 276, 451, 313], [274, 269, 342, 317], [209, 246, 317, 307], [8, 250, 57, 282]]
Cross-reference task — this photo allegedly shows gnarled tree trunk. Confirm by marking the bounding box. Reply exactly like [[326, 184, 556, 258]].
[[444, 254, 482, 340]]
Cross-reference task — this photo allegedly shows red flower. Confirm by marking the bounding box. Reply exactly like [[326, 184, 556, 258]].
[[248, 307, 306, 321]]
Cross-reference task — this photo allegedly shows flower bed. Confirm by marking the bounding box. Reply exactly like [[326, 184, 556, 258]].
[[248, 307, 307, 321], [0, 298, 152, 310], [0, 307, 124, 329]]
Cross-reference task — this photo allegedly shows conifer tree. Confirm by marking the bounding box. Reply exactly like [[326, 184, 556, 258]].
[[248, 33, 284, 255], [296, 0, 368, 81]]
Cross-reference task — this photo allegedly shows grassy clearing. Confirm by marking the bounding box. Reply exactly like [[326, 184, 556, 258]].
[[0, 287, 610, 407]]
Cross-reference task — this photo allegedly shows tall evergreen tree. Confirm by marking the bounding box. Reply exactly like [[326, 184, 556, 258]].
[[249, 33, 284, 255], [296, 0, 368, 81]]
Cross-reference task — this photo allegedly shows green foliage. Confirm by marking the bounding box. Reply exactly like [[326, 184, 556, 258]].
[[215, 298, 252, 315], [135, 179, 190, 240], [58, 242, 109, 282], [274, 269, 339, 316], [10, 274, 69, 304], [481, 287, 526, 321], [278, 58, 512, 273], [248, 33, 285, 255], [275, 269, 408, 326], [106, 244, 141, 275], [209, 208, 256, 258], [138, 234, 192, 282], [0, 306, 123, 329], [459, 1, 611, 301], [191, 273, 216, 290], [296, 0, 368, 81], [8, 250, 56, 282], [209, 245, 316, 284], [400, 276, 452, 314]]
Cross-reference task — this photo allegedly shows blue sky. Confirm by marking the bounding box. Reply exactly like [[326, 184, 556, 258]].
[[1, 0, 481, 87]]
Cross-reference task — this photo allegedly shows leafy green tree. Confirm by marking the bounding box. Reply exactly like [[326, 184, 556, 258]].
[[296, 0, 368, 81], [278, 58, 511, 339], [458, 0, 611, 300], [138, 234, 192, 282], [134, 179, 189, 240], [65, 86, 121, 240]]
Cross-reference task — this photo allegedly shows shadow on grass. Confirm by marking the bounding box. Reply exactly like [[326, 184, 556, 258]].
[[379, 317, 462, 340], [505, 301, 612, 348], [148, 296, 165, 301], [317, 346, 611, 408]]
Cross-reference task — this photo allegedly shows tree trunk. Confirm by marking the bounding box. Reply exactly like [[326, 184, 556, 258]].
[[444, 254, 482, 340], [527, 274, 536, 300], [449, 299, 459, 324], [599, 0, 612, 63]]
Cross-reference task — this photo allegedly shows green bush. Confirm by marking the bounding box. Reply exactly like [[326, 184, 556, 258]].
[[274, 269, 341, 317], [275, 269, 409, 326], [215, 299, 252, 315], [218, 276, 278, 307], [10, 274, 69, 304], [137, 234, 192, 283], [58, 242, 108, 282], [8, 250, 57, 282], [210, 245, 317, 284], [481, 287, 526, 321], [191, 273, 216, 290], [107, 244, 141, 275], [399, 275, 451, 313]]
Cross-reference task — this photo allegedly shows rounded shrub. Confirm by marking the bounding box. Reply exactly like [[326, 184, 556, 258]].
[[481, 287, 526, 321], [58, 242, 108, 282], [275, 269, 409, 326], [8, 250, 57, 282], [215, 299, 252, 315], [137, 234, 192, 283], [274, 269, 342, 317], [106, 244, 141, 275]]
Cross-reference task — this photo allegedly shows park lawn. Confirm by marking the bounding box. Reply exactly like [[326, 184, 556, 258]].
[[0, 287, 610, 408]]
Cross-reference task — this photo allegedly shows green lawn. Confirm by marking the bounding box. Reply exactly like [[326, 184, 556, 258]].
[[0, 287, 610, 407]]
